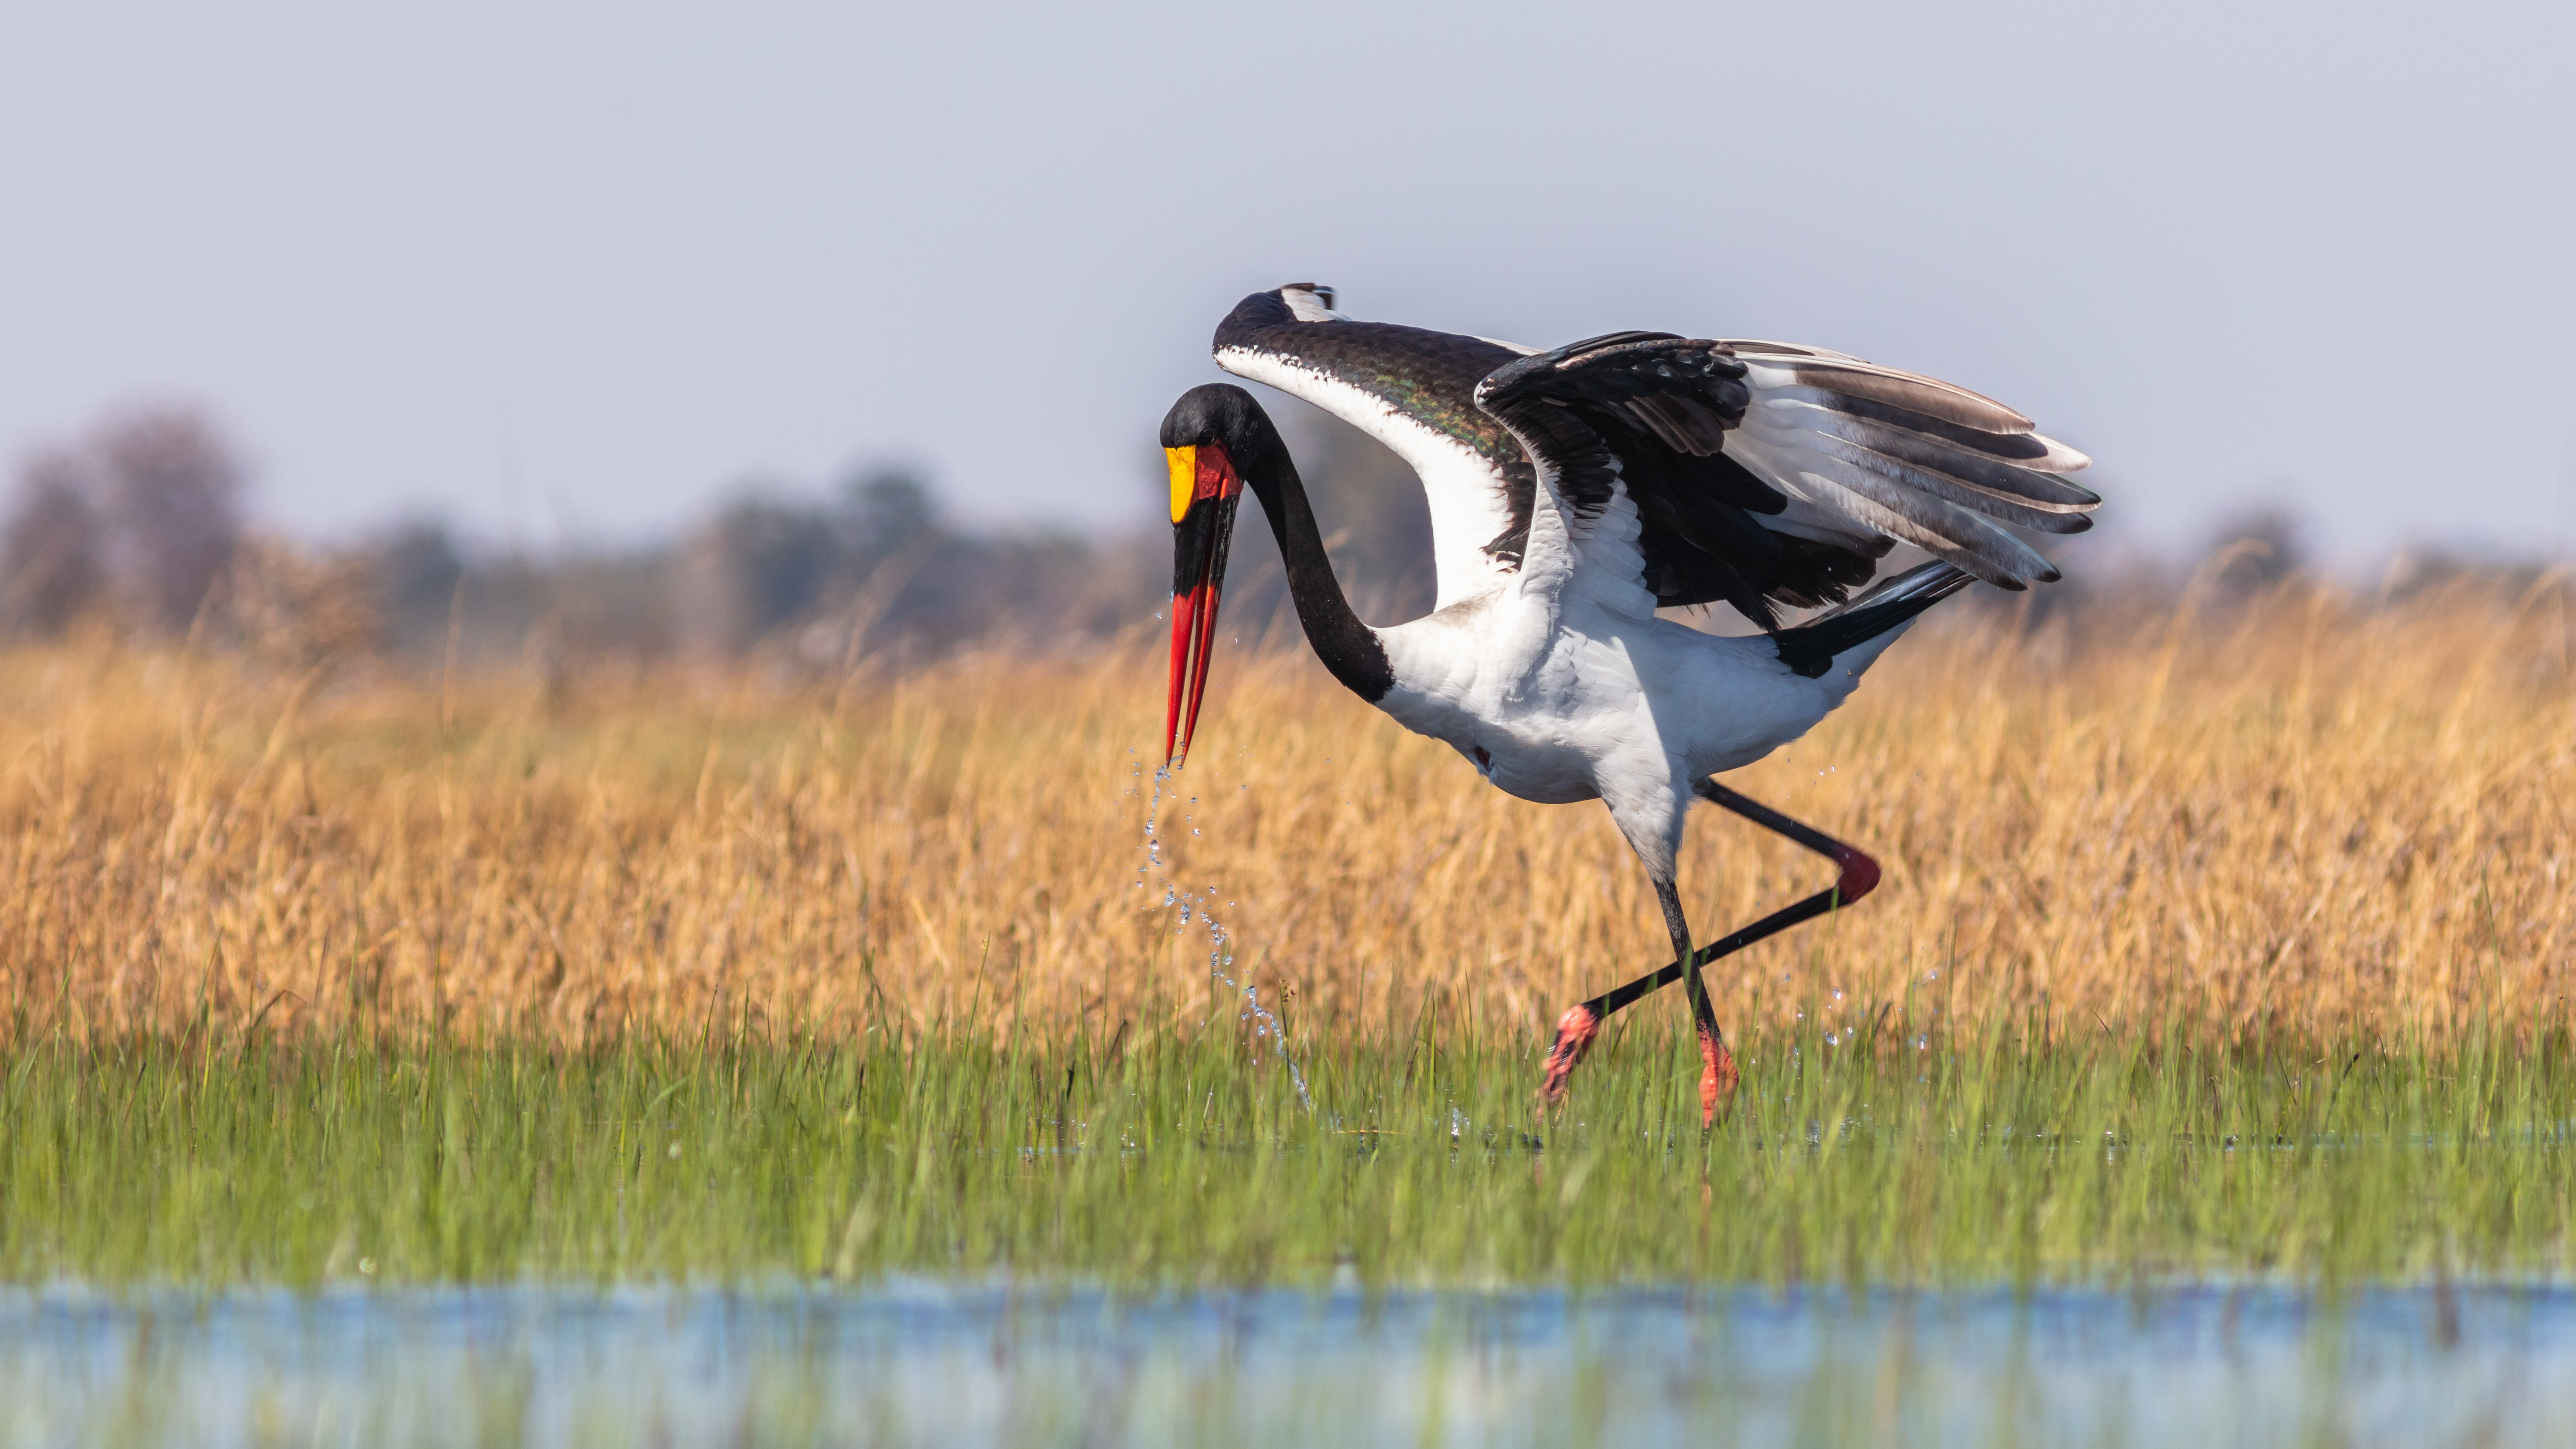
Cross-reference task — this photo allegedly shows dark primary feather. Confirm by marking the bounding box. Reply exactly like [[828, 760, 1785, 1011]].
[[1793, 432, 2090, 533], [1732, 351, 2037, 433], [1808, 411, 2098, 512], [1751, 382, 2068, 468]]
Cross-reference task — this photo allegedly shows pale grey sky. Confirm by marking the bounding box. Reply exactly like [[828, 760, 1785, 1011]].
[[2, 2, 2569, 562]]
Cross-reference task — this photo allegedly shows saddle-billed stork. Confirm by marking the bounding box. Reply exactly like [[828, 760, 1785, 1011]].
[[1161, 285, 2095, 1122]]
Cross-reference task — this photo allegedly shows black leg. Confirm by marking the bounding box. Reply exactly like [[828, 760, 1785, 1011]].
[[1538, 781, 1878, 1107], [1654, 874, 1712, 1043], [1653, 874, 1739, 1126]]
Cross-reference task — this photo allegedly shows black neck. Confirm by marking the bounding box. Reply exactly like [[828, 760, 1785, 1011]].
[[1225, 416, 1395, 704]]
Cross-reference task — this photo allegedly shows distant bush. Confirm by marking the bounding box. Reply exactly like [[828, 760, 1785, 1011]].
[[1, 405, 242, 637]]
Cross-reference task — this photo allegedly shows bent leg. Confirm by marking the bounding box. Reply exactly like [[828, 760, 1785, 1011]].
[[1537, 781, 1878, 1110]]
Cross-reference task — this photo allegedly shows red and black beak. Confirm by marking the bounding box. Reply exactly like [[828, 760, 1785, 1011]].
[[1164, 442, 1243, 769]]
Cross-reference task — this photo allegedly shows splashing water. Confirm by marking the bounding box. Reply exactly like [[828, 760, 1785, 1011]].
[[1130, 757, 1310, 1110]]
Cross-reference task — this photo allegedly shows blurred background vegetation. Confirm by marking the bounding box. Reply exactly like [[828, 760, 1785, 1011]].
[[0, 400, 2554, 677]]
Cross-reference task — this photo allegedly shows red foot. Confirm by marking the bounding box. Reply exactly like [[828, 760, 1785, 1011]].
[[1698, 1024, 1739, 1126], [1538, 1004, 1600, 1102]]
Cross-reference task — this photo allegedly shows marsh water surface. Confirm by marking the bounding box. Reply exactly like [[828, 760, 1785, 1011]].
[[5, 1281, 2572, 1447]]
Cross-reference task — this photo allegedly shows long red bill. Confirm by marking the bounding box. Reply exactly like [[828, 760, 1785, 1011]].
[[1164, 578, 1219, 767], [1164, 586, 1196, 765], [1182, 576, 1220, 759], [1162, 441, 1239, 770]]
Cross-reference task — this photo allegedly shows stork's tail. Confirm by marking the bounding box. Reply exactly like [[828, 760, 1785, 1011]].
[[1772, 562, 1976, 679]]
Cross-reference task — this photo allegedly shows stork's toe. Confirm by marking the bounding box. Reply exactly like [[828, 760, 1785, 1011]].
[[1698, 1025, 1739, 1126], [1538, 1004, 1601, 1102]]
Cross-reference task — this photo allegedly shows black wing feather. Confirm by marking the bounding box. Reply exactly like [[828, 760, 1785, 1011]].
[[1475, 334, 1890, 629]]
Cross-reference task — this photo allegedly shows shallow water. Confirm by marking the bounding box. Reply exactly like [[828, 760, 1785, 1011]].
[[4, 1281, 2572, 1447]]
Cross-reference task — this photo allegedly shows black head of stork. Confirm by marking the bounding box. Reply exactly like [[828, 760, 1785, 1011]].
[[1158, 383, 1390, 769]]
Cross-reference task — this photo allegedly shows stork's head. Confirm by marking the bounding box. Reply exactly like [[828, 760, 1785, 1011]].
[[1158, 384, 1260, 770]]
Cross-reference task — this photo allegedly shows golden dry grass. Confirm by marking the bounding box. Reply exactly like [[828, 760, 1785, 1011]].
[[4, 575, 2573, 1047]]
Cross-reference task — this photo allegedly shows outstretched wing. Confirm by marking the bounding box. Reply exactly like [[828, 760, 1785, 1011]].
[[1475, 332, 2096, 628], [1717, 339, 2095, 589]]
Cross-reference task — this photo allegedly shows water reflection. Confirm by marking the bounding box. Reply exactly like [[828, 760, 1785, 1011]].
[[3, 1281, 2571, 1447]]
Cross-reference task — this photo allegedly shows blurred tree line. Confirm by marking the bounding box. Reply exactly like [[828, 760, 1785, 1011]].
[[21, 402, 2523, 675], [0, 401, 1445, 671], [1, 407, 246, 638]]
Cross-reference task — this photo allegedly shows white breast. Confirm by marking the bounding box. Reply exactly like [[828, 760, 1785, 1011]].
[[1373, 591, 1850, 810]]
